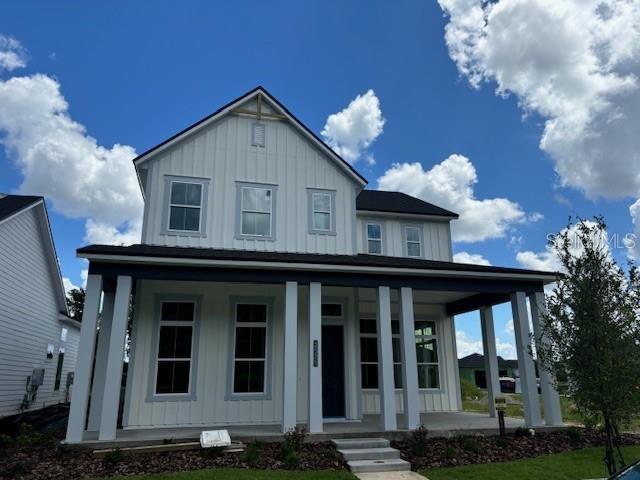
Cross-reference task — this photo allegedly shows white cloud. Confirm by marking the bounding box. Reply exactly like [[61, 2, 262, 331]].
[[628, 199, 640, 258], [0, 71, 143, 245], [321, 89, 385, 164], [455, 329, 516, 359], [438, 0, 640, 257], [62, 277, 79, 295], [453, 251, 491, 265], [505, 319, 514, 335], [0, 35, 27, 72], [378, 154, 525, 242], [496, 338, 517, 359]]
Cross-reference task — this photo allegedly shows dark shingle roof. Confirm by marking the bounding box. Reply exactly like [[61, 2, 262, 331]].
[[356, 190, 458, 218], [0, 194, 43, 222], [77, 244, 557, 278], [458, 353, 518, 368]]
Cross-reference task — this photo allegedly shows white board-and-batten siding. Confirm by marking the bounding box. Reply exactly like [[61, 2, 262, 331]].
[[123, 281, 459, 429], [141, 112, 358, 255], [0, 207, 79, 417]]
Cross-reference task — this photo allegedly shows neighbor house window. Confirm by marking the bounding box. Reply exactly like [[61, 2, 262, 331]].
[[307, 189, 336, 234], [169, 182, 203, 231], [54, 348, 64, 391], [415, 320, 439, 389], [404, 225, 422, 257], [237, 183, 276, 239], [154, 302, 195, 395], [163, 175, 210, 236], [359, 318, 403, 389], [232, 304, 268, 394], [366, 223, 383, 254]]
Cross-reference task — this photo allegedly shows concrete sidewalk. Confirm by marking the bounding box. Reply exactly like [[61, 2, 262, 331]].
[[356, 472, 426, 480]]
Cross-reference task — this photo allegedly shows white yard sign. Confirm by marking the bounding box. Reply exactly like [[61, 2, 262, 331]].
[[200, 430, 231, 448]]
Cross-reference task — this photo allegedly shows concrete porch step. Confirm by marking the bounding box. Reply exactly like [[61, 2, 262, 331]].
[[348, 458, 411, 473], [332, 438, 390, 450], [338, 446, 401, 461]]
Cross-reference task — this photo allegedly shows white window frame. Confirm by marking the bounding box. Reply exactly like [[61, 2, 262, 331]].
[[153, 301, 196, 397], [162, 175, 210, 237], [403, 225, 423, 258], [415, 319, 440, 390], [235, 182, 277, 240], [167, 181, 203, 233], [307, 188, 336, 235], [358, 316, 402, 390], [312, 192, 332, 232], [231, 302, 269, 396], [366, 222, 383, 255]]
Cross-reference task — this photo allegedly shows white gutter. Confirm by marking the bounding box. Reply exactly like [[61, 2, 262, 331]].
[[78, 252, 558, 283]]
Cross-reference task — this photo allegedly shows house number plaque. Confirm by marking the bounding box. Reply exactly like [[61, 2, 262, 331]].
[[313, 340, 318, 367]]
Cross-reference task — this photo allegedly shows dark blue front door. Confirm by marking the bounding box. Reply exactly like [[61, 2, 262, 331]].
[[322, 325, 345, 418]]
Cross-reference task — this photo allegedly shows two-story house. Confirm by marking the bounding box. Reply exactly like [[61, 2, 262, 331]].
[[65, 87, 562, 444]]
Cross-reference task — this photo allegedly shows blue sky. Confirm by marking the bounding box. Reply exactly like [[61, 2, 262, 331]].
[[1, 1, 638, 359]]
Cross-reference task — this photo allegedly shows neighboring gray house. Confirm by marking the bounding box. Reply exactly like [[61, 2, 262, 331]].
[[65, 86, 563, 444], [0, 194, 80, 418]]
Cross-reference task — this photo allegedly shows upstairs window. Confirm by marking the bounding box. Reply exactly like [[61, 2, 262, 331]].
[[163, 176, 209, 236], [308, 189, 336, 234], [237, 183, 276, 239], [366, 223, 383, 255], [404, 225, 422, 257]]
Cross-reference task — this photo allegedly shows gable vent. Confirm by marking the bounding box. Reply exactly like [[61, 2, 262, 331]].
[[252, 122, 266, 147]]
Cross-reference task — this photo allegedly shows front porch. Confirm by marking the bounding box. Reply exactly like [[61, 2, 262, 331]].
[[64, 245, 563, 445], [77, 411, 541, 449]]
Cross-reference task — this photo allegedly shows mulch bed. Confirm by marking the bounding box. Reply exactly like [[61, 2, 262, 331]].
[[393, 429, 640, 470], [0, 428, 345, 480]]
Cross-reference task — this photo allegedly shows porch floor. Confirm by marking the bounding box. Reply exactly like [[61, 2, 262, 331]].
[[75, 412, 560, 449]]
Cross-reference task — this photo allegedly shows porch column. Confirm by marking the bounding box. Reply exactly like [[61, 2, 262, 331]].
[[399, 287, 420, 430], [480, 306, 501, 418], [98, 276, 132, 440], [376, 286, 397, 431], [529, 291, 563, 426], [282, 281, 298, 432], [66, 274, 103, 443], [87, 291, 115, 431], [308, 282, 323, 433], [511, 291, 542, 427]]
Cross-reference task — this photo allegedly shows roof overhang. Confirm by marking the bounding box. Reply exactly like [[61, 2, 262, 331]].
[[132, 86, 368, 189], [356, 209, 458, 221]]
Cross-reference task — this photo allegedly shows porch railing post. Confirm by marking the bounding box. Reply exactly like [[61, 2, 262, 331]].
[[399, 287, 420, 430], [480, 306, 501, 418], [282, 281, 298, 432], [376, 286, 397, 431], [98, 275, 132, 440], [65, 273, 103, 443], [528, 291, 563, 426], [511, 291, 543, 427], [308, 282, 323, 433]]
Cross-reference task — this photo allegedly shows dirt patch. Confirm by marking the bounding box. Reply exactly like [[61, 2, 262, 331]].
[[393, 429, 640, 470]]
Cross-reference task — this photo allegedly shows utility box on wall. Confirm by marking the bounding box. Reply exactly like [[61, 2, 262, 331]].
[[30, 368, 45, 387]]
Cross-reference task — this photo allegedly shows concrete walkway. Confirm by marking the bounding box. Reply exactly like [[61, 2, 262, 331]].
[[356, 472, 426, 480]]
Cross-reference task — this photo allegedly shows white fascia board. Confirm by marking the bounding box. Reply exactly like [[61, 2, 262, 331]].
[[356, 210, 456, 222], [133, 88, 367, 187], [59, 314, 81, 330], [77, 252, 558, 283]]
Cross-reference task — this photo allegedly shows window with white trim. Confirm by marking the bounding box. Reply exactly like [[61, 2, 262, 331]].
[[312, 192, 332, 231], [154, 302, 195, 395], [366, 223, 383, 254], [232, 304, 268, 393], [359, 318, 402, 389], [168, 181, 203, 232], [241, 187, 273, 237], [404, 225, 422, 257], [415, 320, 439, 389]]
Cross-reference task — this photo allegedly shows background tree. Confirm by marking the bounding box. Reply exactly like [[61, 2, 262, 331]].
[[536, 217, 640, 475], [66, 287, 85, 321]]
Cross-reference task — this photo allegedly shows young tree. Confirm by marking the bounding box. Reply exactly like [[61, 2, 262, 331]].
[[536, 218, 640, 475], [66, 287, 85, 321]]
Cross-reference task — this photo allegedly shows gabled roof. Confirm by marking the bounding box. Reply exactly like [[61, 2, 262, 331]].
[[132, 86, 367, 187], [0, 194, 43, 222], [357, 190, 458, 218], [458, 353, 518, 368], [0, 194, 69, 316]]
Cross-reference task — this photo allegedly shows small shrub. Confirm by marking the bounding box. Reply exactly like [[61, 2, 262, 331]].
[[103, 448, 126, 465], [283, 425, 307, 452], [281, 445, 299, 469], [0, 433, 15, 449], [494, 435, 510, 448], [460, 379, 482, 400], [566, 426, 583, 444], [162, 437, 174, 444], [443, 446, 457, 461], [243, 440, 262, 466], [514, 426, 531, 437], [410, 425, 429, 456], [15, 423, 44, 448], [460, 436, 481, 453]]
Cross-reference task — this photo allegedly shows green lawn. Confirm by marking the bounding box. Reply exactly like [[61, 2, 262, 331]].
[[101, 469, 356, 480], [421, 446, 640, 480]]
